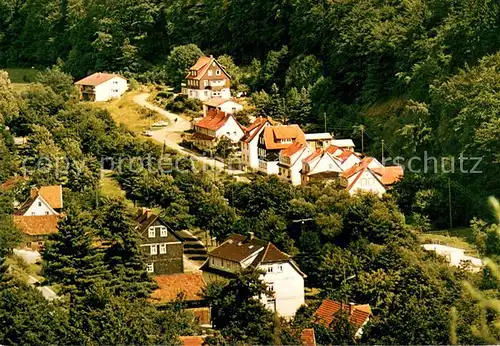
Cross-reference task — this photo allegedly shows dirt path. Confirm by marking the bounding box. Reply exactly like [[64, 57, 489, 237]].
[[133, 93, 248, 178]]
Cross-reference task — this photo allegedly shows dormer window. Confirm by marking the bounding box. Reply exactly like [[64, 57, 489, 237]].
[[280, 139, 292, 144]]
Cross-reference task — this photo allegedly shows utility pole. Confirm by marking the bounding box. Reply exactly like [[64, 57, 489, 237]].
[[448, 178, 453, 230], [381, 139, 385, 163]]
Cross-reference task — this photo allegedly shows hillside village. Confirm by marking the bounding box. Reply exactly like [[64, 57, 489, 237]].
[[0, 1, 499, 344]]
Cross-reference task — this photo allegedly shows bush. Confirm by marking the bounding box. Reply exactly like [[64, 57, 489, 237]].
[[164, 95, 202, 113]]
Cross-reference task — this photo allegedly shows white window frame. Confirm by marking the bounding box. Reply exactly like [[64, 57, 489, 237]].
[[159, 244, 167, 254], [148, 227, 155, 238], [160, 227, 167, 237], [277, 265, 283, 272], [216, 70, 221, 75], [208, 70, 213, 76], [150, 245, 157, 255], [146, 263, 154, 273], [267, 266, 273, 273]]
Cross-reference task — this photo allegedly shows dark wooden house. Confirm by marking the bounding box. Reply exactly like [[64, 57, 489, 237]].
[[135, 209, 184, 275]]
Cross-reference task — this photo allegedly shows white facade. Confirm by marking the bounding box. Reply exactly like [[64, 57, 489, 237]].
[[259, 262, 305, 318], [22, 196, 58, 216], [258, 158, 279, 175], [278, 147, 314, 186], [422, 244, 483, 271], [339, 154, 361, 170], [216, 116, 245, 143], [203, 100, 243, 116], [241, 123, 270, 170], [93, 77, 128, 101], [187, 87, 231, 101], [347, 169, 386, 196]]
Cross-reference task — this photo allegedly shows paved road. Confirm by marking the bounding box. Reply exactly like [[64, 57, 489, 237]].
[[133, 93, 248, 179]]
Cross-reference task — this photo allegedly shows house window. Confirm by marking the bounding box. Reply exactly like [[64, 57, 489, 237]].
[[45, 211, 49, 215], [267, 266, 273, 273], [150, 245, 157, 255], [159, 244, 167, 254], [226, 131, 230, 136], [146, 263, 154, 273], [208, 70, 213, 76], [232, 107, 236, 112], [160, 227, 167, 237], [148, 227, 155, 238], [189, 90, 193, 96], [31, 212, 35, 215], [211, 257, 214, 265], [113, 81, 118, 84], [38, 201, 42, 207], [216, 70, 221, 75], [268, 283, 274, 291], [204, 80, 209, 86], [277, 265, 283, 272]]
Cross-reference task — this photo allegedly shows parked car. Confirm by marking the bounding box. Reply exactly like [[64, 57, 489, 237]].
[[142, 131, 153, 137]]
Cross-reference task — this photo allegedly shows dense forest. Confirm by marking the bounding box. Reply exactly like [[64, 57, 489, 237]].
[[1, 0, 499, 227], [0, 0, 499, 344]]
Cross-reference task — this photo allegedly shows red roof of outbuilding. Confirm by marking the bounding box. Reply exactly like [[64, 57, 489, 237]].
[[301, 328, 317, 346], [314, 299, 371, 329], [150, 272, 206, 304], [195, 109, 230, 131], [75, 72, 122, 86]]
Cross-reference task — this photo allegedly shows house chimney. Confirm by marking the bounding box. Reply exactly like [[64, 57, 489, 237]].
[[248, 232, 254, 240], [140, 207, 152, 218], [30, 187, 38, 198], [210, 54, 213, 58]]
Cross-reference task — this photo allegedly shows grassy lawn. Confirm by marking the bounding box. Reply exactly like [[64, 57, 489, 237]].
[[418, 232, 479, 256], [100, 170, 134, 208], [1, 67, 42, 83], [92, 89, 163, 133]]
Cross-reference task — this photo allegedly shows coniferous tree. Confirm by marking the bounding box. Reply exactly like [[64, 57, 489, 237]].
[[98, 198, 155, 299], [42, 210, 108, 295]]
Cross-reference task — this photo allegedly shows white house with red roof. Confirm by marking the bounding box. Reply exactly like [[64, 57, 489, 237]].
[[201, 233, 306, 319], [192, 109, 245, 151], [240, 117, 272, 170], [278, 143, 313, 186], [203, 98, 243, 116], [184, 56, 231, 101], [340, 157, 404, 196], [75, 72, 127, 101], [301, 147, 344, 185], [305, 133, 333, 150]]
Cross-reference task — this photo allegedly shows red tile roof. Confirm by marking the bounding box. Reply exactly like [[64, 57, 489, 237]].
[[262, 125, 306, 150], [13, 215, 59, 236], [195, 109, 230, 131], [241, 117, 270, 143], [340, 157, 374, 179], [179, 336, 206, 346], [371, 166, 404, 185], [75, 72, 122, 86], [186, 56, 231, 81], [36, 186, 63, 209], [150, 272, 206, 304], [303, 149, 322, 163], [301, 328, 317, 346], [280, 142, 306, 157], [314, 299, 371, 329], [337, 150, 355, 161]]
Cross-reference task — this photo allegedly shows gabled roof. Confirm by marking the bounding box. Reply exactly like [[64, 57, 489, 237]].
[[337, 150, 356, 161], [262, 125, 306, 150], [195, 109, 237, 131], [186, 56, 231, 81], [340, 157, 375, 179], [371, 166, 404, 185], [135, 210, 183, 242], [314, 299, 371, 329], [241, 117, 271, 143], [209, 234, 268, 262], [75, 72, 123, 86], [13, 215, 59, 236], [280, 142, 307, 157], [15, 186, 62, 215], [303, 149, 322, 164], [37, 186, 63, 209], [150, 272, 206, 304]]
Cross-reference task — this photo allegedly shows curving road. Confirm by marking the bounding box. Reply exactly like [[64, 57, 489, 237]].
[[133, 93, 247, 178]]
